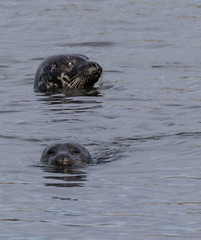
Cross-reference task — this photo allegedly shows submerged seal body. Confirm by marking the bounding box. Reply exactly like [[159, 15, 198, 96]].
[[34, 54, 102, 91], [40, 142, 94, 168]]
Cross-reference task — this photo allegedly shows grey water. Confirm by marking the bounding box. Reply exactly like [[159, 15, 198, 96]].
[[1, 0, 201, 239]]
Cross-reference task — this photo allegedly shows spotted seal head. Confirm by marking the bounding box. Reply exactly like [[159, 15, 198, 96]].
[[40, 142, 94, 168], [34, 54, 102, 91]]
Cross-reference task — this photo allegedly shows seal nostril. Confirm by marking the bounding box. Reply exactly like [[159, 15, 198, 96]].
[[56, 155, 70, 165], [91, 62, 98, 68], [90, 62, 102, 75]]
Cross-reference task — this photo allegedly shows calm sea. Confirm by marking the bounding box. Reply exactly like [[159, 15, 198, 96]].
[[1, 0, 201, 239]]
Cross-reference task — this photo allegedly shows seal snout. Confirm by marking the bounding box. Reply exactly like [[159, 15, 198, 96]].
[[88, 62, 102, 76], [85, 61, 102, 86], [55, 153, 73, 165]]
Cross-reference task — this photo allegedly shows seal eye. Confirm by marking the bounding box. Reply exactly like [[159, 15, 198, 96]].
[[68, 61, 75, 67], [70, 148, 80, 154], [47, 148, 56, 155]]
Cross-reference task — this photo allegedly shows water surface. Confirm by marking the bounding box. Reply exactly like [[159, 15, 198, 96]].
[[1, 0, 201, 239]]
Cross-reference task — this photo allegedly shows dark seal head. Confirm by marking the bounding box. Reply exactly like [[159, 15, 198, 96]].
[[34, 54, 102, 91], [40, 142, 94, 168]]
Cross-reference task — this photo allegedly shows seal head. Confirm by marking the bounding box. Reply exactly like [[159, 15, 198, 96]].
[[34, 54, 102, 91], [40, 142, 94, 168]]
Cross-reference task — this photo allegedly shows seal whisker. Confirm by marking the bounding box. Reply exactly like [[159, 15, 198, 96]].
[[70, 77, 82, 88], [77, 77, 85, 88], [99, 74, 103, 86], [70, 74, 83, 81], [76, 78, 83, 88], [70, 75, 86, 88]]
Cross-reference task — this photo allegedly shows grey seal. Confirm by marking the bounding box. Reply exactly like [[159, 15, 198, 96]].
[[34, 54, 102, 91], [40, 142, 94, 168]]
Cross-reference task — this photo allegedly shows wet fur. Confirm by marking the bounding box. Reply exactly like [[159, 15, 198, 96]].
[[34, 54, 102, 91], [41, 142, 94, 168]]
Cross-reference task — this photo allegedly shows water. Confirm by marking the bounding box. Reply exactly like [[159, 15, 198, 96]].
[[1, 0, 201, 239]]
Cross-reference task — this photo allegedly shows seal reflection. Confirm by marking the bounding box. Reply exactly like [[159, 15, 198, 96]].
[[42, 166, 87, 187]]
